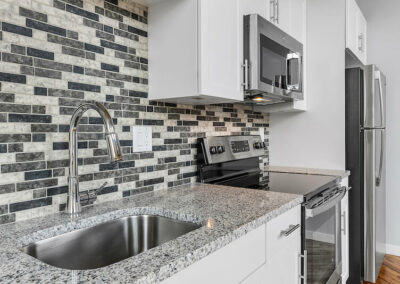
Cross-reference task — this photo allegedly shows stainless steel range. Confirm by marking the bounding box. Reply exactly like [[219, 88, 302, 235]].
[[198, 135, 348, 284]]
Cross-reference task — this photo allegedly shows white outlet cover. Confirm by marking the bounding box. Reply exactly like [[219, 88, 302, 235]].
[[132, 126, 152, 152]]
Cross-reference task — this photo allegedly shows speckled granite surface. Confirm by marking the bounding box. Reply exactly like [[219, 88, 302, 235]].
[[267, 165, 350, 179], [0, 183, 302, 283]]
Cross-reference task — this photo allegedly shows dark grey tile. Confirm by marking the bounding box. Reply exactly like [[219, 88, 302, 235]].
[[27, 47, 54, 60], [24, 170, 52, 181], [11, 44, 26, 55], [33, 188, 47, 199], [20, 65, 34, 75], [0, 205, 8, 215], [0, 93, 15, 102], [104, 10, 123, 22], [26, 18, 66, 36], [101, 63, 119, 72], [8, 143, 24, 153], [0, 184, 15, 194], [9, 197, 52, 212], [0, 72, 26, 84], [60, 0, 83, 8], [32, 105, 46, 114], [32, 134, 46, 142], [53, 0, 66, 10], [2, 22, 32, 37], [100, 39, 127, 52], [48, 88, 84, 99], [31, 124, 57, 132], [2, 53, 33, 65], [17, 178, 57, 191], [47, 34, 84, 49], [0, 213, 16, 225], [84, 43, 104, 54], [1, 161, 46, 173], [19, 7, 47, 22], [95, 30, 114, 41], [67, 30, 78, 40], [47, 185, 68, 196], [66, 4, 99, 21], [16, 152, 45, 162], [62, 46, 85, 58], [82, 18, 103, 30], [68, 81, 100, 93], [34, 87, 47, 96], [9, 114, 52, 123], [34, 68, 62, 79], [0, 103, 31, 113], [0, 134, 31, 143], [34, 58, 72, 72]]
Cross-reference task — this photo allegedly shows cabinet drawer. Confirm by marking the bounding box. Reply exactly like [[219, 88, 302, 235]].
[[162, 224, 266, 284], [267, 205, 301, 248]]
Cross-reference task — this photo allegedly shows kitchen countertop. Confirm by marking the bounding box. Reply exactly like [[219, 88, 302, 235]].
[[0, 183, 302, 283], [266, 165, 350, 179]]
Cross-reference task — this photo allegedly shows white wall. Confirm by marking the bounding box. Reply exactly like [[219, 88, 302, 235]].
[[269, 0, 346, 170], [357, 0, 400, 255]]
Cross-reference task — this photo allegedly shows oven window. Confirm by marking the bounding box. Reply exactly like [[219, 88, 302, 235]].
[[305, 205, 340, 284], [260, 34, 289, 88]]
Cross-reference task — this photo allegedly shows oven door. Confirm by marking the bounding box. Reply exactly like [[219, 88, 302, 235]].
[[303, 187, 347, 284], [244, 14, 303, 103]]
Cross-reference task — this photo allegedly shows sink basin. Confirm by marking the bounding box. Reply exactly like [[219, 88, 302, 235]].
[[21, 215, 201, 270]]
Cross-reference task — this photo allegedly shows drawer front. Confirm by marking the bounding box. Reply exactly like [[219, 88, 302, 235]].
[[162, 224, 266, 284], [266, 205, 301, 284]]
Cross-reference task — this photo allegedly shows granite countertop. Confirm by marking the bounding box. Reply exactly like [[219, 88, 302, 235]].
[[266, 165, 350, 179], [0, 183, 302, 283]]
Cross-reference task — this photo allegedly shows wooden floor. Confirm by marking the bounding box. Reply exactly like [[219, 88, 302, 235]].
[[364, 255, 400, 284]]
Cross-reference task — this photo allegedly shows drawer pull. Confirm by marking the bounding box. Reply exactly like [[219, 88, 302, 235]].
[[280, 224, 300, 237]]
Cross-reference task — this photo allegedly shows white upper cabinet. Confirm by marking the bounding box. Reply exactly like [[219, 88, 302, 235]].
[[269, 0, 306, 43], [346, 0, 367, 64], [148, 0, 243, 105]]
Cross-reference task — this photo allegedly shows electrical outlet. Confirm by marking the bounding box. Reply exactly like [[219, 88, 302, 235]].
[[132, 126, 152, 152]]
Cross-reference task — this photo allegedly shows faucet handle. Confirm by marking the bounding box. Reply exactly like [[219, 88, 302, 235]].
[[80, 182, 108, 206]]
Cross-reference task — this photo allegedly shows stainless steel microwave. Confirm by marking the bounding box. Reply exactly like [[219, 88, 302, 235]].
[[243, 14, 303, 105]]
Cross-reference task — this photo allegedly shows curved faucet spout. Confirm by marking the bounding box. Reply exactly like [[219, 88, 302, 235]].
[[66, 102, 122, 216]]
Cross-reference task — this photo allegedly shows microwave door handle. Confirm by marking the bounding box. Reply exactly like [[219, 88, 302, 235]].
[[286, 53, 302, 91]]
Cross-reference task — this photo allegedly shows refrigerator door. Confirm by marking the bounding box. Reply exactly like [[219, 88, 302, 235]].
[[364, 128, 386, 282], [364, 65, 386, 128]]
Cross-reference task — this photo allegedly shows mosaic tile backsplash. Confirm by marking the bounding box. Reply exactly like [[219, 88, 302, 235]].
[[0, 0, 269, 225]]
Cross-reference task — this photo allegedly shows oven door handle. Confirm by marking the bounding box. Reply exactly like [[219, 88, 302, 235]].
[[305, 187, 347, 218]]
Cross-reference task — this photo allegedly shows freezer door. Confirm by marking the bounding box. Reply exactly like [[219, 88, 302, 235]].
[[364, 65, 386, 128], [364, 129, 386, 282]]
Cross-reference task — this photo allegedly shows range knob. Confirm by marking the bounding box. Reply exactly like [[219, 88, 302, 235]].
[[253, 142, 262, 149], [210, 146, 218, 155], [217, 145, 225, 154], [262, 142, 266, 148]]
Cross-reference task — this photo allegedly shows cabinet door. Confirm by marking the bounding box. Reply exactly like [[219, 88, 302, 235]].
[[356, 11, 367, 64], [265, 205, 301, 283], [346, 0, 358, 54], [239, 0, 270, 19], [341, 190, 350, 282], [198, 0, 243, 102]]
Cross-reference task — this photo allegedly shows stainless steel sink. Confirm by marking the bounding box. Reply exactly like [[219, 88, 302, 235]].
[[21, 215, 201, 270]]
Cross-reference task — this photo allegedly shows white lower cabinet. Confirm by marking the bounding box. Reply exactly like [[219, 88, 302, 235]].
[[163, 205, 301, 284]]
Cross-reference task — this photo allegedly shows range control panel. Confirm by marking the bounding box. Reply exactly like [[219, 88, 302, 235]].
[[199, 135, 266, 165]]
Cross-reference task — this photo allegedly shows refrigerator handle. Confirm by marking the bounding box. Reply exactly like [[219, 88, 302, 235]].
[[375, 70, 385, 128], [376, 129, 384, 187]]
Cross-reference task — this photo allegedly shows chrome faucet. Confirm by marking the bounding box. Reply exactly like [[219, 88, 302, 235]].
[[66, 102, 123, 216]]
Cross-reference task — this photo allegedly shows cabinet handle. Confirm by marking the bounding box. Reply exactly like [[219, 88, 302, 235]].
[[270, 0, 275, 22], [280, 224, 300, 237], [341, 211, 347, 235], [358, 34, 364, 52], [242, 59, 249, 90], [275, 0, 279, 24], [299, 250, 307, 284]]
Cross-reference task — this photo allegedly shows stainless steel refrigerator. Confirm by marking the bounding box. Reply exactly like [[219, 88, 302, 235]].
[[345, 64, 386, 284]]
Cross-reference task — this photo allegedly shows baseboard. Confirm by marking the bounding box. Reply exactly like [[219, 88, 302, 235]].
[[386, 244, 400, 256]]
